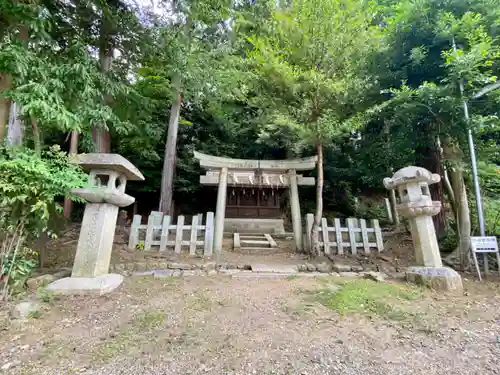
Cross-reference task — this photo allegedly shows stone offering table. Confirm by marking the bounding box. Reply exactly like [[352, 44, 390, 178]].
[[48, 153, 144, 295], [384, 166, 463, 292]]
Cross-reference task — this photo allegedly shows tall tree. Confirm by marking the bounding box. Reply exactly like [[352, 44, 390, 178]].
[[150, 0, 231, 215], [247, 0, 384, 253], [366, 2, 500, 268]]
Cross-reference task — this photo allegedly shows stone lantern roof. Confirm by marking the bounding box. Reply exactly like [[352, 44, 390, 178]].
[[383, 166, 440, 190], [76, 153, 145, 181]]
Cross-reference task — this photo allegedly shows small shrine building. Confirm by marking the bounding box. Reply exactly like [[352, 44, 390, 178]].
[[193, 151, 317, 252]]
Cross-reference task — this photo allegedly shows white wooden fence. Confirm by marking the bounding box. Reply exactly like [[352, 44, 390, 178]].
[[128, 211, 214, 256], [304, 213, 384, 254]]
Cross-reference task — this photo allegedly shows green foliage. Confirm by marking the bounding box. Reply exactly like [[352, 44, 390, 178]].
[[36, 288, 57, 305], [247, 0, 385, 148], [0, 0, 145, 154], [2, 40, 127, 133], [355, 201, 391, 224], [1, 247, 38, 292], [28, 309, 42, 319], [474, 196, 500, 234], [0, 146, 86, 297], [438, 11, 500, 90], [0, 145, 86, 230]]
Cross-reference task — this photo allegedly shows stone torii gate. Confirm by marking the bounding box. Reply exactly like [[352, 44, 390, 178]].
[[194, 151, 317, 252]]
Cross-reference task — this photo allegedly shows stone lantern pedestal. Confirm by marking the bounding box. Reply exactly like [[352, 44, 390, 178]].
[[47, 154, 144, 295], [384, 166, 462, 292]]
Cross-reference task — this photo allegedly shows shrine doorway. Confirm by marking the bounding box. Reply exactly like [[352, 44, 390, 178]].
[[226, 187, 281, 219]]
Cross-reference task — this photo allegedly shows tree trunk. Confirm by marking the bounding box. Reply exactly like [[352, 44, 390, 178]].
[[311, 141, 323, 256], [92, 127, 110, 153], [416, 140, 447, 238], [63, 131, 79, 218], [3, 25, 28, 147], [442, 167, 457, 221], [449, 167, 471, 270], [159, 75, 182, 215], [92, 9, 113, 153], [31, 117, 41, 155], [437, 137, 456, 217], [0, 73, 11, 144], [6, 102, 23, 147], [442, 138, 471, 270]]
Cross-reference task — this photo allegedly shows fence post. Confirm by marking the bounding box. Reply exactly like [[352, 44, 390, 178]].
[[197, 213, 203, 224], [321, 217, 330, 254], [189, 215, 199, 256], [305, 213, 314, 252], [204, 211, 214, 256], [347, 218, 358, 255], [159, 215, 171, 252], [144, 214, 155, 251], [334, 218, 343, 255], [352, 218, 362, 243], [150, 211, 163, 226], [174, 215, 185, 254], [359, 219, 370, 254], [128, 215, 141, 249], [372, 219, 384, 251]]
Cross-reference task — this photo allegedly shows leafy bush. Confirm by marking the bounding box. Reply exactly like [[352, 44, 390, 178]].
[[1, 247, 39, 291], [483, 196, 500, 235], [469, 195, 500, 236], [355, 200, 390, 225], [0, 146, 86, 298], [477, 162, 500, 235]]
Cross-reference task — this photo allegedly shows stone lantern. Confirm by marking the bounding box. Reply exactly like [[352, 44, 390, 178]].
[[383, 166, 462, 292], [383, 166, 442, 267], [48, 154, 144, 295]]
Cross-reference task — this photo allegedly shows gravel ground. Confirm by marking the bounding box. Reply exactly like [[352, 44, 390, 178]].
[[1, 275, 500, 375]]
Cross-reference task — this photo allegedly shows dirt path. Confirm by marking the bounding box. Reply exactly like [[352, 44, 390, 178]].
[[1, 276, 500, 375]]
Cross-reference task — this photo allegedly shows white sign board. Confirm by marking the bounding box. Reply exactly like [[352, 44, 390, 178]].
[[471, 236, 498, 252], [471, 236, 499, 281]]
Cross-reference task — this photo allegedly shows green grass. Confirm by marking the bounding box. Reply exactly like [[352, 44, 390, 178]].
[[28, 309, 42, 319], [280, 301, 316, 319], [94, 309, 166, 362], [136, 310, 165, 329], [184, 291, 212, 312], [37, 288, 57, 305], [309, 279, 422, 321]]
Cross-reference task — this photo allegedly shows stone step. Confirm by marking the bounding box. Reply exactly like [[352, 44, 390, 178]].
[[240, 239, 271, 248], [232, 272, 295, 279], [233, 272, 330, 279], [239, 235, 267, 239], [238, 247, 279, 253], [251, 264, 298, 273]]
